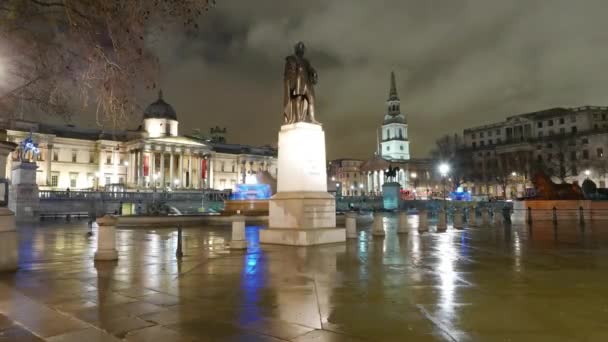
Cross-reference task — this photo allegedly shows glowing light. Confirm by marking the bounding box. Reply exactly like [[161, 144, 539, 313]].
[[585, 169, 591, 176], [511, 171, 517, 177], [174, 179, 179, 185], [245, 173, 257, 185], [124, 161, 129, 166], [410, 172, 417, 178], [438, 163, 450, 176]]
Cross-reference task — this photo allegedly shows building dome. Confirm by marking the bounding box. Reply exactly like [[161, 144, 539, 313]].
[[143, 90, 177, 120]]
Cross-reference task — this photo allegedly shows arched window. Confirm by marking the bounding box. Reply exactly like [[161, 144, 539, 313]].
[[399, 128, 403, 138]]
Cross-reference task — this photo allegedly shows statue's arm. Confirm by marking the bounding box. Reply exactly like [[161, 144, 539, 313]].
[[311, 66, 318, 85]]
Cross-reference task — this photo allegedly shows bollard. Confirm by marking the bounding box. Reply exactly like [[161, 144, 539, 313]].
[[527, 207, 533, 225], [493, 207, 502, 226], [481, 207, 490, 226], [468, 206, 477, 227], [436, 209, 447, 231], [418, 209, 428, 232], [453, 208, 464, 229], [230, 215, 248, 249], [397, 211, 409, 234], [346, 212, 358, 239], [94, 215, 118, 261], [579, 206, 585, 226], [176, 224, 184, 258], [552, 206, 558, 226], [372, 211, 385, 236]]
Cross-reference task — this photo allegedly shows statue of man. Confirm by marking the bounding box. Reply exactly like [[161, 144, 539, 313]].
[[283, 42, 319, 124]]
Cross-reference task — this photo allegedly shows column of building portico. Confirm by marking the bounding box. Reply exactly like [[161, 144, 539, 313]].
[[159, 152, 165, 187], [150, 151, 156, 188], [188, 154, 193, 188], [46, 144, 53, 186], [98, 148, 104, 187], [169, 152, 175, 188], [137, 150, 144, 187], [178, 153, 184, 189]]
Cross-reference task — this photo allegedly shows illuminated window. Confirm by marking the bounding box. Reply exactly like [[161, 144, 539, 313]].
[[69, 172, 78, 188], [597, 148, 604, 158], [51, 173, 59, 187]]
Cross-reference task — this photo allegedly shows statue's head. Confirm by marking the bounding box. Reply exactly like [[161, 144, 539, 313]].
[[294, 41, 305, 57]]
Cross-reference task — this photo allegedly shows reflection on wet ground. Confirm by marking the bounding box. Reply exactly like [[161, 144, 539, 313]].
[[2, 214, 608, 341]]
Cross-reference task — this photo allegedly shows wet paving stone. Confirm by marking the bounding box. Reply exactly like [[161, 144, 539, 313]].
[[2, 218, 608, 340]]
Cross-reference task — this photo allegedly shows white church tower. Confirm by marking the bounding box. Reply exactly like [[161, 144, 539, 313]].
[[379, 72, 410, 161]]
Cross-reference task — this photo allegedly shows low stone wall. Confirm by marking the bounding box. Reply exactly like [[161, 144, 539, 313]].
[[117, 215, 269, 228], [513, 200, 608, 222]]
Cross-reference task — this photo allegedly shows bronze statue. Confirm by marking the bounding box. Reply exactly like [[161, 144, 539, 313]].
[[283, 42, 319, 125], [532, 172, 584, 200], [385, 165, 400, 182]]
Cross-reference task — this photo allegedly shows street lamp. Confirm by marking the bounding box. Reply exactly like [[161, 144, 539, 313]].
[[174, 179, 179, 188], [438, 163, 450, 210], [585, 169, 591, 178], [410, 172, 418, 199], [511, 171, 517, 177]]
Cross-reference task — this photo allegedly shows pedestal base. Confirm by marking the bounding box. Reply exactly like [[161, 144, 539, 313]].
[[94, 249, 118, 261], [230, 240, 248, 249], [0, 207, 18, 272], [260, 227, 345, 246], [262, 191, 345, 246]]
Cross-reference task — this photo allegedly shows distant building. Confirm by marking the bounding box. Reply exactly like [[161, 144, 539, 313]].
[[357, 72, 435, 197], [1, 90, 277, 191], [462, 106, 608, 198], [327, 159, 366, 196]]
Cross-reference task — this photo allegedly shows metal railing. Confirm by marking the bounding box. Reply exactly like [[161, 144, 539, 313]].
[[39, 189, 231, 202]]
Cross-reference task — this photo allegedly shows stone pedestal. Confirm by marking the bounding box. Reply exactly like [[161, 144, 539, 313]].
[[397, 211, 409, 233], [0, 207, 18, 272], [260, 123, 345, 246], [0, 141, 18, 272], [418, 209, 428, 232], [382, 182, 401, 210], [9, 162, 39, 222], [372, 211, 385, 236], [437, 209, 447, 231], [481, 207, 490, 226], [345, 212, 357, 239], [453, 208, 464, 229], [94, 215, 118, 261], [230, 215, 248, 249], [468, 207, 477, 227]]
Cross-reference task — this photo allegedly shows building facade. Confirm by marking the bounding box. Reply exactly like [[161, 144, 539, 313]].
[[462, 106, 608, 198], [1, 91, 277, 191], [327, 159, 367, 196], [352, 72, 436, 198]]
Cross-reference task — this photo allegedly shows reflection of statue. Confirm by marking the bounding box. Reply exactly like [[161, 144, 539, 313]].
[[283, 42, 319, 125], [532, 172, 584, 200], [17, 132, 40, 163]]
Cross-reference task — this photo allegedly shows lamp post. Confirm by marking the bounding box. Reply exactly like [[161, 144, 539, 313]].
[[410, 172, 418, 199], [438, 163, 450, 210]]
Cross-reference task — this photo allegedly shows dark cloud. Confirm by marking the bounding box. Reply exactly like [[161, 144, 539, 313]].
[[145, 0, 608, 158]]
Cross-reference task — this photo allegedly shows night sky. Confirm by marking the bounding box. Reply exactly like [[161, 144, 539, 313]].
[[61, 1, 608, 159]]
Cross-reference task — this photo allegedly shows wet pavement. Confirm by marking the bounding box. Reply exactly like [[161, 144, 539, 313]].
[[2, 215, 608, 341]]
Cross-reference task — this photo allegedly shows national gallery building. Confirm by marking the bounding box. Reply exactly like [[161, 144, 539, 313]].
[[0, 91, 277, 191]]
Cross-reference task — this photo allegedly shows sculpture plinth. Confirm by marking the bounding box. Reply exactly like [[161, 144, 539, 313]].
[[9, 162, 39, 222], [260, 123, 345, 246], [0, 140, 18, 272]]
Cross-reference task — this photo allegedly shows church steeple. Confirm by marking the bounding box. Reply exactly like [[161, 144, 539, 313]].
[[388, 71, 399, 101], [386, 72, 401, 118]]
